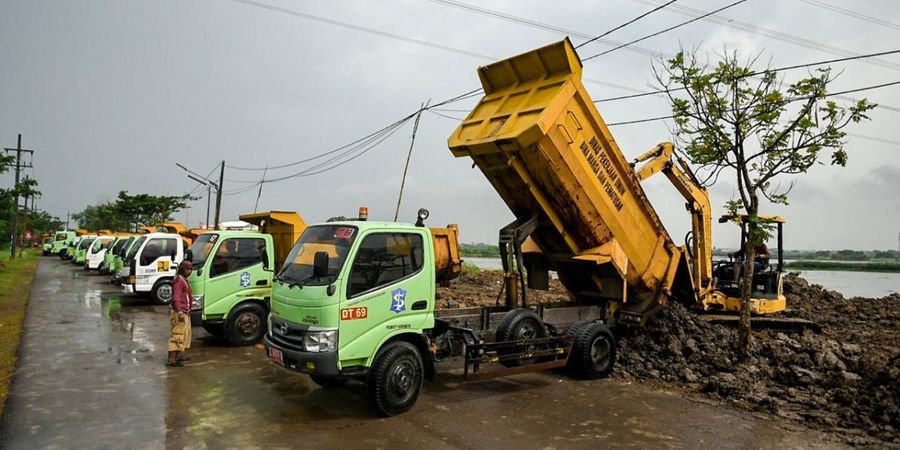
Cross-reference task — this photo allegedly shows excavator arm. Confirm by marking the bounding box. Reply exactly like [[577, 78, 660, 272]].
[[633, 143, 714, 300]]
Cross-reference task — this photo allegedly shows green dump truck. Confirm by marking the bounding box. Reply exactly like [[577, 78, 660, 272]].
[[188, 211, 305, 346]]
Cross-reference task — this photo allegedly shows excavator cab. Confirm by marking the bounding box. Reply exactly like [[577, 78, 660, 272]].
[[709, 215, 787, 314]]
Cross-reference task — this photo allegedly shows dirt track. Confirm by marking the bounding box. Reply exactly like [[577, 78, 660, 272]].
[[439, 270, 899, 448]]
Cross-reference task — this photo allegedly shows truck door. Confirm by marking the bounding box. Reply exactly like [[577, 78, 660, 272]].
[[203, 237, 269, 316], [339, 231, 432, 360], [136, 237, 180, 280]]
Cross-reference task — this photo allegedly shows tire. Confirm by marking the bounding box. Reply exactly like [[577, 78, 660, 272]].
[[566, 320, 593, 337], [59, 249, 68, 260], [202, 322, 224, 338], [310, 375, 347, 388], [367, 341, 423, 416], [567, 323, 616, 380], [98, 262, 107, 275], [150, 279, 174, 305], [493, 308, 548, 367], [224, 303, 267, 346]]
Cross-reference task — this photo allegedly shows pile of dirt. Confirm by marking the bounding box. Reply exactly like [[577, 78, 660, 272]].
[[435, 269, 570, 308], [614, 274, 899, 446]]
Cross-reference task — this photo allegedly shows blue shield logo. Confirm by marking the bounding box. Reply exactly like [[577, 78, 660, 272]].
[[390, 288, 407, 313], [240, 271, 251, 288]]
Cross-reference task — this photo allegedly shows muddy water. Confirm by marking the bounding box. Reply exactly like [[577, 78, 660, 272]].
[[0, 259, 849, 449]]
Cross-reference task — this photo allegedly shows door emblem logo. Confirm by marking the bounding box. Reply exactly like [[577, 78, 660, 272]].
[[390, 288, 407, 313], [240, 271, 251, 287]]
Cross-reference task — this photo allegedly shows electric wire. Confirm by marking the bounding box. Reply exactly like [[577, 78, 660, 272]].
[[629, 0, 900, 71], [582, 0, 751, 62], [799, 0, 900, 31], [594, 49, 900, 103], [575, 0, 679, 49], [603, 79, 900, 126]]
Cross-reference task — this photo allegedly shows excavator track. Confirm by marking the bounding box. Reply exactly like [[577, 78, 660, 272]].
[[699, 314, 821, 333]]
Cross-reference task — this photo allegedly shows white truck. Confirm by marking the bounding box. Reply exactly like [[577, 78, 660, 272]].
[[85, 236, 116, 270], [122, 232, 187, 304]]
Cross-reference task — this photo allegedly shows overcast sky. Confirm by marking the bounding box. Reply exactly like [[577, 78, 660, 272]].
[[2, 0, 899, 250]]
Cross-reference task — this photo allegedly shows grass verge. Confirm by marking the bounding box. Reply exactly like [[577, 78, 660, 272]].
[[0, 250, 39, 418]]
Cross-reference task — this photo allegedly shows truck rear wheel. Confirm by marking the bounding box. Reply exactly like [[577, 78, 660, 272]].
[[494, 308, 548, 367], [224, 303, 266, 346], [567, 323, 616, 379], [367, 341, 423, 416], [151, 279, 173, 305]]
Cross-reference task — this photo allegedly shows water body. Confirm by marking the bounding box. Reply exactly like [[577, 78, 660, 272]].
[[465, 257, 900, 298]]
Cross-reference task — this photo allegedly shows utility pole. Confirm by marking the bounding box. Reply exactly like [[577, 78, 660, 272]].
[[5, 134, 35, 258], [206, 184, 211, 229], [66, 211, 70, 231], [394, 101, 428, 221], [214, 160, 224, 230], [254, 166, 267, 213]]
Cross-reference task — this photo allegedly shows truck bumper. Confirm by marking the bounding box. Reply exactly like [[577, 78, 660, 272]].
[[263, 335, 340, 376]]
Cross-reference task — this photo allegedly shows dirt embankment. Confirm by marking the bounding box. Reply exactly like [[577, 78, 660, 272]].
[[439, 270, 899, 447]]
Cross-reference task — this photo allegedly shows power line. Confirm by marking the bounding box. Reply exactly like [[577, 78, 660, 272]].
[[605, 79, 900, 126], [847, 133, 900, 146], [575, 0, 679, 49], [226, 112, 417, 171], [582, 0, 751, 62], [594, 48, 900, 104], [229, 0, 495, 60], [799, 0, 900, 31], [629, 0, 900, 71], [426, 0, 670, 59]]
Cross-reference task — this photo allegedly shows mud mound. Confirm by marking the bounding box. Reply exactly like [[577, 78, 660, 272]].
[[615, 275, 899, 446], [435, 269, 570, 309]]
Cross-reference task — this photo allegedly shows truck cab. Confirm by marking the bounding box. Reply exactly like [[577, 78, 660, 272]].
[[265, 220, 439, 412], [123, 233, 186, 304], [112, 236, 141, 285], [41, 236, 54, 255], [72, 235, 97, 265], [187, 230, 274, 345], [86, 236, 116, 270], [50, 231, 75, 256]]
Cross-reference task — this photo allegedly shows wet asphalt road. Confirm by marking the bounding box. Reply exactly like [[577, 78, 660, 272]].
[[0, 258, 850, 449]]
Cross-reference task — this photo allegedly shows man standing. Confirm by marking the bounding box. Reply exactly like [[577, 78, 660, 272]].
[[167, 261, 193, 367]]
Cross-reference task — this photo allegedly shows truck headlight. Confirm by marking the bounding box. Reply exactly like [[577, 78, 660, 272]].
[[191, 295, 204, 311], [303, 330, 337, 353]]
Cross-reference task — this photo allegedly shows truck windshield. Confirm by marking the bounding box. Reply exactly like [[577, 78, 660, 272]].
[[125, 236, 146, 261], [55, 233, 66, 241], [78, 238, 95, 250], [190, 234, 218, 268], [278, 225, 357, 286], [115, 238, 133, 256]]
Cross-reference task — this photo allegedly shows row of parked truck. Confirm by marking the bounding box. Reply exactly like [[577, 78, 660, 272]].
[[42, 39, 800, 417]]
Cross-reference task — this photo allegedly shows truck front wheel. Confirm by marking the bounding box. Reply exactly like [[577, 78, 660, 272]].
[[367, 341, 423, 416], [567, 323, 616, 379], [151, 280, 173, 305], [224, 303, 266, 346]]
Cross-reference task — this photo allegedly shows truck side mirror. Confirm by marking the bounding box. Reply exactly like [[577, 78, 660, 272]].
[[313, 251, 329, 278], [185, 249, 193, 261], [261, 249, 270, 270]]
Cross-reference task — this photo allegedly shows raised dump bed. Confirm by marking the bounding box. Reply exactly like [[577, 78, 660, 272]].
[[448, 38, 686, 324]]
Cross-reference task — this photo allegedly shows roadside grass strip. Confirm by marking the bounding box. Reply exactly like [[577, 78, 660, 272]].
[[0, 250, 39, 418]]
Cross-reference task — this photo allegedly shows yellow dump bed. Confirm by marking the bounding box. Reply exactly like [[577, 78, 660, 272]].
[[240, 211, 307, 272], [448, 39, 684, 324], [430, 224, 463, 284]]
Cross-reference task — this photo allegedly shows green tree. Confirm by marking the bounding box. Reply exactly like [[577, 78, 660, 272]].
[[654, 50, 875, 354], [113, 191, 192, 230]]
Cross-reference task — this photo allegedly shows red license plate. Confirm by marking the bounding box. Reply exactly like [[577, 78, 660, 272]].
[[268, 348, 284, 366]]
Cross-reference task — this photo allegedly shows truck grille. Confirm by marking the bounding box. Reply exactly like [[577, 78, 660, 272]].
[[270, 317, 306, 352]]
